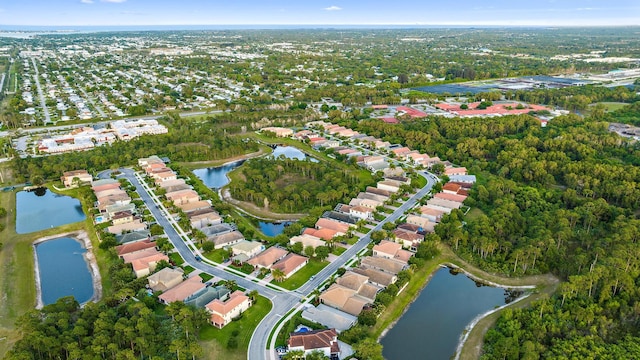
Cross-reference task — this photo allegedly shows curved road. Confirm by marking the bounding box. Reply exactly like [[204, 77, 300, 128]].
[[116, 167, 436, 360]]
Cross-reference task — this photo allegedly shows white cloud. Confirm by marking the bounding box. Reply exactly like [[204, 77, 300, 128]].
[[101, 0, 127, 3], [80, 0, 94, 3], [324, 5, 342, 11]]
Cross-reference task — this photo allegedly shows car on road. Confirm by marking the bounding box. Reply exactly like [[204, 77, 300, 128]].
[[195, 255, 202, 261], [275, 347, 287, 355]]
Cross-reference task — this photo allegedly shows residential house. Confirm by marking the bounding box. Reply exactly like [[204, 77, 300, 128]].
[[442, 183, 462, 195], [247, 247, 288, 269], [360, 256, 407, 275], [230, 240, 265, 258], [111, 211, 135, 225], [288, 329, 340, 358], [116, 230, 151, 244], [184, 286, 231, 308], [176, 200, 211, 213], [166, 189, 201, 205], [290, 234, 326, 250], [336, 271, 381, 303], [206, 291, 252, 328], [138, 155, 164, 167], [154, 171, 177, 185], [92, 182, 122, 193], [107, 219, 146, 235], [61, 170, 92, 188], [366, 187, 391, 198], [272, 253, 309, 278], [158, 178, 188, 190], [303, 228, 340, 241], [406, 215, 436, 232], [319, 284, 371, 316], [444, 167, 467, 176], [419, 206, 446, 223], [147, 267, 184, 292], [448, 174, 477, 186], [352, 267, 397, 287], [377, 180, 402, 193], [158, 276, 206, 304], [261, 127, 293, 137], [427, 198, 463, 211], [209, 231, 245, 249], [115, 239, 155, 257], [349, 205, 374, 221], [315, 218, 350, 235], [189, 210, 223, 229], [434, 192, 467, 203], [301, 304, 357, 333], [373, 240, 413, 264]]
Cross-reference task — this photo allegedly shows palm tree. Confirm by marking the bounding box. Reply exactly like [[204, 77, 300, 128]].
[[271, 268, 286, 283], [222, 280, 237, 291]]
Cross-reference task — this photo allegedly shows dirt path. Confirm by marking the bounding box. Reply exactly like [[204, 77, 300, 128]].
[[178, 147, 269, 170]]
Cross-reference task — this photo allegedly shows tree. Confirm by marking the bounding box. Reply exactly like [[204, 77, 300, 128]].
[[201, 241, 215, 253], [282, 350, 305, 360], [290, 241, 303, 254], [271, 268, 286, 282], [315, 246, 330, 261], [304, 246, 316, 258], [353, 338, 384, 360], [370, 231, 386, 244], [357, 309, 378, 326]]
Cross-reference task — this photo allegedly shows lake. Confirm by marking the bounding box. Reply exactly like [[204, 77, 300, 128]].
[[35, 237, 94, 306], [381, 267, 510, 360], [271, 146, 318, 162], [258, 221, 292, 237], [16, 189, 86, 234], [193, 160, 245, 189]]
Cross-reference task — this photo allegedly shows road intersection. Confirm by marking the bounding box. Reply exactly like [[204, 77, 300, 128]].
[[113, 165, 435, 360]]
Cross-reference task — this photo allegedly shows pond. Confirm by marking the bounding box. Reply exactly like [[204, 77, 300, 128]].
[[271, 146, 318, 162], [381, 267, 514, 360], [35, 237, 94, 306], [193, 160, 245, 189], [16, 188, 86, 234], [258, 221, 292, 237]]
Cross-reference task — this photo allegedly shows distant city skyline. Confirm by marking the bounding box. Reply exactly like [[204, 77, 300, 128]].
[[0, 0, 638, 27]]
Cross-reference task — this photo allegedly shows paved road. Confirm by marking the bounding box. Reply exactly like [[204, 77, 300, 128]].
[[31, 58, 51, 124], [118, 168, 284, 300], [249, 171, 436, 360], [0, 73, 5, 94], [78, 87, 108, 118], [112, 164, 434, 360]]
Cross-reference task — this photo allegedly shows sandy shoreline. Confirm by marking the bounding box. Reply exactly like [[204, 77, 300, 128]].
[[32, 230, 102, 309], [377, 263, 537, 354]]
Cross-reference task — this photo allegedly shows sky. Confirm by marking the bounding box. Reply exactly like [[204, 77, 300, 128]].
[[0, 0, 639, 27]]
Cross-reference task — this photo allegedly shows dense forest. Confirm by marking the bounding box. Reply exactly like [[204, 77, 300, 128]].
[[228, 157, 374, 214], [5, 297, 208, 360], [332, 101, 640, 359], [11, 116, 258, 183]]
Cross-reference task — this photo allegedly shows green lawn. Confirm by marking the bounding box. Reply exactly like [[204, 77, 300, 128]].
[[168, 252, 185, 266], [199, 273, 214, 282], [272, 259, 329, 290], [199, 295, 272, 353], [183, 265, 195, 274], [204, 248, 228, 263], [331, 246, 347, 256]]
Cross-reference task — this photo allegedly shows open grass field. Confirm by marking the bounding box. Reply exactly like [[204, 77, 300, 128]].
[[272, 259, 329, 290], [199, 295, 272, 360]]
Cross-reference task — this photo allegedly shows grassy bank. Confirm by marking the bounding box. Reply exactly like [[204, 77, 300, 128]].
[[176, 144, 271, 171]]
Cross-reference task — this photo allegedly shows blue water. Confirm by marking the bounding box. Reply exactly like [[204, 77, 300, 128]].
[[35, 237, 94, 306], [193, 161, 244, 189], [271, 146, 318, 162], [16, 189, 86, 234], [258, 221, 292, 236], [381, 268, 508, 360]]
